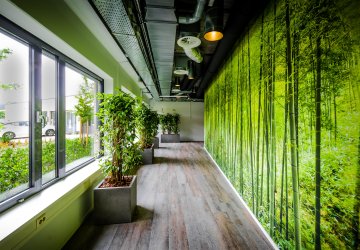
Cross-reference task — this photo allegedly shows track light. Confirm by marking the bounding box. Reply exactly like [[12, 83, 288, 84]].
[[204, 1, 224, 42]]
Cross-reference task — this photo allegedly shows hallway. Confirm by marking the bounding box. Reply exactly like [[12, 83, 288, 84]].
[[64, 143, 276, 250]]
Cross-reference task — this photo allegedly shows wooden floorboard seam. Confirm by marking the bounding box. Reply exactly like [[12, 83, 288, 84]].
[[63, 143, 277, 250]]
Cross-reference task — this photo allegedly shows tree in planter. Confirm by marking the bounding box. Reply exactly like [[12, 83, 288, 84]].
[[171, 113, 180, 134], [74, 77, 94, 146], [150, 111, 159, 139], [159, 113, 172, 134], [97, 90, 142, 185], [135, 101, 158, 150], [159, 114, 166, 134]]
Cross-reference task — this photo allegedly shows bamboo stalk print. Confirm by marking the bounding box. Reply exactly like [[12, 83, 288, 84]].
[[315, 26, 322, 250], [204, 0, 360, 248]]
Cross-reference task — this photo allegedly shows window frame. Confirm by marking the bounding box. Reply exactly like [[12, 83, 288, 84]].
[[0, 15, 104, 213]]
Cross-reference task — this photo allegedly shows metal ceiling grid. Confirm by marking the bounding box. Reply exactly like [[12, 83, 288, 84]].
[[145, 0, 177, 96], [91, 0, 159, 98]]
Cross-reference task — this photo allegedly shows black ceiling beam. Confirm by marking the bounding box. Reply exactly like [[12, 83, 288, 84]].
[[196, 0, 270, 98]]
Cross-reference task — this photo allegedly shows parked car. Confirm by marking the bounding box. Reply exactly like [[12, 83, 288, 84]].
[[0, 121, 55, 140]]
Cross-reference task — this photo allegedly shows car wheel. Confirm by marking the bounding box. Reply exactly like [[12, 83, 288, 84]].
[[45, 129, 55, 136], [2, 131, 15, 140]]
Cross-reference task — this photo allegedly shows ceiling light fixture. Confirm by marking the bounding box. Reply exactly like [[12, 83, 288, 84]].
[[174, 67, 188, 75], [187, 60, 195, 80], [175, 77, 180, 88], [204, 0, 224, 42]]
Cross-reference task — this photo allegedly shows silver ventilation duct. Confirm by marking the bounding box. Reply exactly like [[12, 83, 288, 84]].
[[90, 0, 160, 98], [145, 0, 177, 96], [178, 0, 207, 24]]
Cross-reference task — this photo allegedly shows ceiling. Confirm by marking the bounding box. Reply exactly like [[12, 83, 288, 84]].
[[89, 0, 269, 101]]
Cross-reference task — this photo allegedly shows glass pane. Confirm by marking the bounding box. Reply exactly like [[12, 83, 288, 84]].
[[65, 66, 98, 172], [0, 31, 30, 202], [41, 52, 56, 184]]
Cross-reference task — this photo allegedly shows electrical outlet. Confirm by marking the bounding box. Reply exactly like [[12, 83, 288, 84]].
[[36, 213, 46, 228]]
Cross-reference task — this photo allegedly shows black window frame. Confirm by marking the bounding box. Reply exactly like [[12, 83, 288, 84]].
[[0, 15, 104, 213]]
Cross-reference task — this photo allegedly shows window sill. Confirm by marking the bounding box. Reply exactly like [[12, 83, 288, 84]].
[[0, 160, 102, 243]]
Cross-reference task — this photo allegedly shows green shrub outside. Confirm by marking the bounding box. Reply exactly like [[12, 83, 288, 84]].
[[0, 138, 92, 193]]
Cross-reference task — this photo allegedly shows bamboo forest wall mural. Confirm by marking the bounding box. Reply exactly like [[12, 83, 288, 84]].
[[204, 0, 360, 249]]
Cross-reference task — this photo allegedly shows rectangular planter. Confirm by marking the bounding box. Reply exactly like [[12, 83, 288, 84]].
[[93, 176, 137, 224], [161, 134, 180, 143], [140, 146, 154, 164], [152, 137, 159, 149]]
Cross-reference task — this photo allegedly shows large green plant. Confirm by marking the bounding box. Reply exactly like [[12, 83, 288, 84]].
[[159, 113, 180, 134], [159, 113, 172, 134], [135, 101, 158, 149], [97, 91, 141, 184], [171, 113, 180, 134], [159, 114, 166, 134], [149, 111, 159, 138]]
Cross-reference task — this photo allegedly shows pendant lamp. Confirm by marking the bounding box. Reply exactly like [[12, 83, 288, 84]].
[[204, 0, 224, 42]]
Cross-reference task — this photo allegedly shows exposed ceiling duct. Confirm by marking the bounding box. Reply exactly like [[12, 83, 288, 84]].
[[178, 0, 207, 24], [177, 36, 203, 63], [145, 0, 177, 96], [89, 0, 160, 98], [90, 0, 249, 102]]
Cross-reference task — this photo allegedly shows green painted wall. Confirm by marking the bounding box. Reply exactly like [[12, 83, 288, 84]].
[[204, 0, 360, 249], [10, 0, 142, 97], [0, 169, 103, 249]]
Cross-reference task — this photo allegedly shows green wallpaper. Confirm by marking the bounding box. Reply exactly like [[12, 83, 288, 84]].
[[204, 0, 360, 249]]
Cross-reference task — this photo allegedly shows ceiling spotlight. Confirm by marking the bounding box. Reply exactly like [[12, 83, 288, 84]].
[[187, 60, 195, 80], [204, 1, 224, 42], [174, 67, 188, 75]]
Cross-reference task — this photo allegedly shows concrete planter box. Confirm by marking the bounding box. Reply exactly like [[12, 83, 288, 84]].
[[152, 137, 159, 149], [140, 145, 154, 164], [93, 176, 137, 224], [161, 134, 180, 143]]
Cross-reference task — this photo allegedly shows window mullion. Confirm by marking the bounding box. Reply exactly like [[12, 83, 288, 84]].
[[30, 45, 42, 190], [57, 59, 66, 177]]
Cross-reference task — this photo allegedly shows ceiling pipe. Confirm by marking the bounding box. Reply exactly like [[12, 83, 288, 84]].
[[132, 0, 162, 96], [178, 0, 207, 24]]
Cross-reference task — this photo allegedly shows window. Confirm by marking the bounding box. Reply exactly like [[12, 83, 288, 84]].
[[41, 52, 56, 184], [65, 65, 100, 172], [0, 31, 30, 203], [0, 16, 103, 212]]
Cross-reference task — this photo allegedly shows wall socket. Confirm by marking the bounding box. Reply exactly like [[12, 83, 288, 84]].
[[36, 213, 46, 228]]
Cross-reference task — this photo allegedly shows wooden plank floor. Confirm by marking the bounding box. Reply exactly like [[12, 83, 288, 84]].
[[63, 143, 276, 250]]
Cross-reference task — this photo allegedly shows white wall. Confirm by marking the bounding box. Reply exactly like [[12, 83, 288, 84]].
[[150, 101, 204, 142]]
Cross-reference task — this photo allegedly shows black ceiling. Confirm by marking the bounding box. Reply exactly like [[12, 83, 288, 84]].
[[172, 0, 270, 100], [91, 0, 270, 101], [173, 0, 235, 99]]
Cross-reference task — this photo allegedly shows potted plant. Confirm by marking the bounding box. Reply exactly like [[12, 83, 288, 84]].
[[159, 114, 166, 134], [150, 111, 160, 149], [94, 90, 142, 224], [135, 101, 158, 164], [160, 113, 181, 143], [171, 113, 180, 135]]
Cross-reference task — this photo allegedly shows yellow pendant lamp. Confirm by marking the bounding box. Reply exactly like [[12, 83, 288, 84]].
[[203, 1, 224, 42]]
